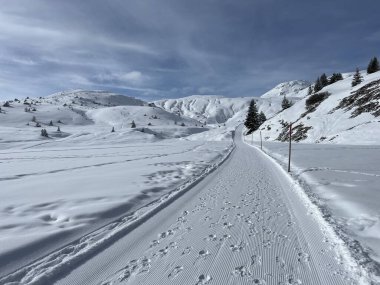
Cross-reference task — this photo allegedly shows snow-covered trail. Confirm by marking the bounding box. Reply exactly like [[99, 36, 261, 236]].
[[3, 127, 366, 285]]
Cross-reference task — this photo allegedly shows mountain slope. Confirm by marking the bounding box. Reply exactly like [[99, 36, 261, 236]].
[[252, 71, 380, 144], [260, 80, 310, 99]]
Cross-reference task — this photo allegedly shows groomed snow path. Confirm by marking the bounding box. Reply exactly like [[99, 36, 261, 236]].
[[54, 128, 359, 284]]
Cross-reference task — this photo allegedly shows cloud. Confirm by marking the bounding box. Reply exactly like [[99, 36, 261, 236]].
[[0, 0, 379, 101]]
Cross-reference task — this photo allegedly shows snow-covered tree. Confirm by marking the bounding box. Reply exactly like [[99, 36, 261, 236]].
[[329, 73, 343, 84], [320, 73, 329, 87], [307, 86, 313, 95], [244, 100, 260, 134], [131, 120, 136, 128], [111, 126, 115, 132], [352, 68, 363, 87], [49, 120, 53, 126], [281, 96, 292, 110], [259, 111, 267, 125], [57, 126, 61, 132], [41, 129, 48, 137], [314, 77, 323, 93], [367, 57, 379, 74]]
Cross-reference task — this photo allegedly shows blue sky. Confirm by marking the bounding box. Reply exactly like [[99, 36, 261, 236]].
[[0, 0, 379, 100]]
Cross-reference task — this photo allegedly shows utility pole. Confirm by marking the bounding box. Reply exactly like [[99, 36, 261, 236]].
[[288, 123, 292, 172], [260, 131, 263, 150]]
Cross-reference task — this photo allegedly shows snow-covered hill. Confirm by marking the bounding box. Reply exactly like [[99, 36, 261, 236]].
[[252, 71, 380, 144], [260, 80, 310, 99], [48, 90, 145, 107], [154, 80, 311, 125], [0, 90, 206, 149], [154, 96, 282, 125]]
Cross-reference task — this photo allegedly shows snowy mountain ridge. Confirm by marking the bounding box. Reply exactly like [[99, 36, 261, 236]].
[[260, 80, 310, 98], [252, 70, 380, 144]]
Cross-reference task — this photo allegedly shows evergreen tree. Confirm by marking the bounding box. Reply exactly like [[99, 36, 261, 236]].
[[49, 120, 53, 126], [57, 126, 61, 132], [367, 57, 380, 74], [131, 120, 136, 128], [314, 77, 323, 93], [259, 111, 267, 125], [352, 68, 363, 87], [307, 86, 313, 95], [281, 96, 292, 110], [32, 116, 36, 122], [329, 73, 343, 84], [320, 73, 329, 87], [3, 101, 10, 107], [111, 126, 115, 132], [41, 129, 48, 137], [244, 100, 260, 134]]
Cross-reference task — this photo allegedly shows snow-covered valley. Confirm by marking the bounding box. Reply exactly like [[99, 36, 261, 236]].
[[1, 71, 380, 284]]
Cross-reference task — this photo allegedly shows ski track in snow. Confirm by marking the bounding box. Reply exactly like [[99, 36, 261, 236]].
[[0, 127, 371, 285]]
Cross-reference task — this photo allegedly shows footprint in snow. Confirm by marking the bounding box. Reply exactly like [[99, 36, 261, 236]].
[[196, 274, 212, 284], [182, 246, 192, 255], [230, 241, 245, 252], [251, 255, 262, 267], [168, 266, 184, 280], [204, 234, 217, 242], [232, 265, 251, 277]]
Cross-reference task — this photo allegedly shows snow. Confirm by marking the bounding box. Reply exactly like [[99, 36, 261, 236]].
[[245, 138, 380, 281], [260, 80, 310, 99], [1, 73, 380, 284], [253, 71, 380, 144], [0, 90, 234, 277], [154, 93, 301, 126], [2, 127, 371, 285]]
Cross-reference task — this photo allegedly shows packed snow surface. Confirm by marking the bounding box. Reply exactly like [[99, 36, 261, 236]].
[[247, 139, 380, 274], [1, 127, 371, 285]]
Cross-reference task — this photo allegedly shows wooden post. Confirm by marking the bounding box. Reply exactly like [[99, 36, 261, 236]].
[[288, 123, 292, 172], [260, 131, 263, 150]]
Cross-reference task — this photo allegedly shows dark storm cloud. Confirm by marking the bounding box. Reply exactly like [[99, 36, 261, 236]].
[[0, 0, 379, 100]]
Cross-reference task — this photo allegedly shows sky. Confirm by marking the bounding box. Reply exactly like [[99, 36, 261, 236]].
[[0, 0, 379, 101]]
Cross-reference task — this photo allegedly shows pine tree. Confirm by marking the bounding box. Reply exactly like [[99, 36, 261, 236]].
[[281, 96, 292, 110], [329, 73, 343, 84], [244, 100, 260, 134], [41, 129, 48, 137], [57, 126, 61, 132], [314, 77, 323, 93], [131, 120, 136, 128], [49, 120, 53, 126], [367, 57, 380, 74], [307, 86, 313, 95], [259, 111, 267, 125], [352, 68, 363, 87], [320, 73, 329, 87], [111, 126, 115, 132]]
